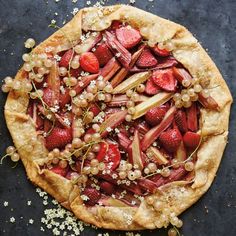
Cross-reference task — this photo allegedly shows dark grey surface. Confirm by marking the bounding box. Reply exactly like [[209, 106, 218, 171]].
[[0, 0, 236, 235]]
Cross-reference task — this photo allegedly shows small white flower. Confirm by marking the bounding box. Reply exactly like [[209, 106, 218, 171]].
[[10, 217, 15, 223], [3, 201, 8, 207]]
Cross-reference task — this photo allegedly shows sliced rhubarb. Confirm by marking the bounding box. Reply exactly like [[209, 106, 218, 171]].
[[138, 178, 158, 193], [134, 121, 150, 136], [104, 31, 132, 68], [164, 167, 187, 184], [89, 103, 101, 116], [100, 110, 127, 137], [59, 74, 99, 107], [117, 132, 131, 151], [174, 141, 187, 162], [43, 61, 60, 106], [172, 67, 192, 84], [141, 106, 176, 151], [198, 92, 219, 110], [112, 71, 151, 94], [128, 130, 144, 170], [100, 57, 121, 81], [186, 103, 198, 132], [146, 146, 169, 165], [59, 49, 74, 68], [133, 92, 173, 120], [111, 45, 145, 87]]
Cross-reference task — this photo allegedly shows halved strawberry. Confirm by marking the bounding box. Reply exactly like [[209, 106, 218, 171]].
[[50, 165, 68, 177], [116, 26, 142, 49], [83, 187, 101, 206], [174, 110, 188, 133], [186, 103, 198, 132], [183, 131, 201, 150], [145, 77, 160, 95], [159, 128, 182, 153], [94, 43, 113, 67], [152, 45, 170, 57], [59, 49, 74, 68], [136, 48, 158, 68], [45, 127, 72, 151], [152, 69, 177, 92], [100, 181, 116, 195], [96, 142, 121, 170], [145, 105, 168, 126], [79, 52, 99, 73]]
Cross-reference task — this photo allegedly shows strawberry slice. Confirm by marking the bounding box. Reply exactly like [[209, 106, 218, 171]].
[[136, 48, 158, 68], [183, 131, 201, 150], [94, 43, 113, 67], [100, 110, 127, 137], [59, 49, 74, 68], [96, 142, 121, 170], [117, 132, 131, 152], [159, 128, 182, 153], [141, 106, 176, 151], [82, 187, 101, 206], [152, 45, 170, 57], [145, 77, 160, 95], [105, 31, 131, 68], [128, 130, 144, 170], [130, 57, 178, 73], [186, 103, 198, 132], [145, 105, 168, 126], [45, 127, 72, 151], [79, 52, 99, 73], [152, 69, 177, 92], [116, 26, 142, 49], [174, 110, 188, 133], [100, 181, 116, 195], [50, 165, 68, 177], [100, 57, 121, 81]]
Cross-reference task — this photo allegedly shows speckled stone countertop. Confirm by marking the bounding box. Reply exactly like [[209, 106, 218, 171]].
[[0, 0, 235, 235]]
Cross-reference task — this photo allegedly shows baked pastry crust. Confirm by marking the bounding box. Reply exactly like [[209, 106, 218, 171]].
[[4, 5, 232, 230]]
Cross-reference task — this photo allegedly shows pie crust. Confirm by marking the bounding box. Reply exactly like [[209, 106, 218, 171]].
[[4, 5, 232, 230]]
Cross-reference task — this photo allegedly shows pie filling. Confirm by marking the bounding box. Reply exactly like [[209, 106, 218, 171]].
[[12, 21, 218, 207]]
